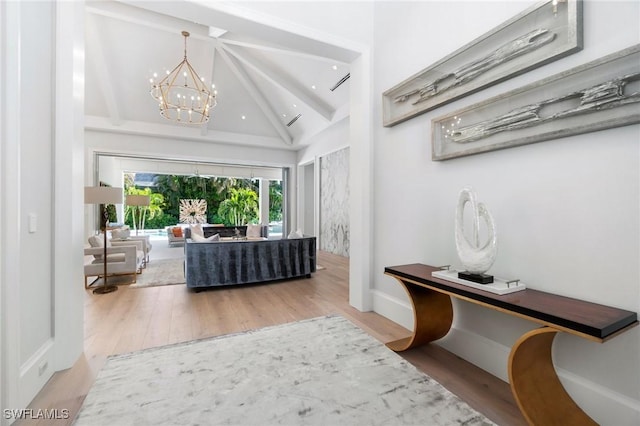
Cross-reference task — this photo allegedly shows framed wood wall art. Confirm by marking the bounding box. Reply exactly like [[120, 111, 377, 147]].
[[382, 0, 583, 127], [431, 45, 640, 160]]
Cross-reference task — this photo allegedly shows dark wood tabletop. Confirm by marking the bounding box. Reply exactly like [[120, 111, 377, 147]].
[[385, 263, 638, 340]]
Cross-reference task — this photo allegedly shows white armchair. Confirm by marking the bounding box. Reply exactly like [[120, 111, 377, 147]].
[[110, 227, 153, 265], [85, 235, 144, 289]]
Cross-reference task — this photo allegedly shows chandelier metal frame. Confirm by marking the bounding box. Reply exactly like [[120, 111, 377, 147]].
[[150, 31, 217, 124]]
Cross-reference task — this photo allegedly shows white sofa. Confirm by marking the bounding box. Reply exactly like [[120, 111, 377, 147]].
[[84, 235, 144, 288]]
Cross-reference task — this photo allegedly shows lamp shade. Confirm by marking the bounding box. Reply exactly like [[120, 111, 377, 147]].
[[126, 194, 150, 206], [84, 186, 123, 205]]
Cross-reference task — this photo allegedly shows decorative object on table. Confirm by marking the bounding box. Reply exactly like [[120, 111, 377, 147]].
[[432, 44, 640, 160], [84, 186, 124, 294], [126, 194, 150, 235], [149, 30, 217, 124], [179, 199, 207, 224], [455, 186, 497, 284], [74, 316, 494, 426], [432, 265, 525, 295], [382, 0, 582, 127]]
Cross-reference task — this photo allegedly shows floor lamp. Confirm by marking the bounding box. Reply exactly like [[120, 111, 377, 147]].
[[85, 186, 123, 294], [126, 194, 150, 235]]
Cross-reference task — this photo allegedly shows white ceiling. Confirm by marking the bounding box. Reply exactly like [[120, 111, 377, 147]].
[[85, 1, 357, 151]]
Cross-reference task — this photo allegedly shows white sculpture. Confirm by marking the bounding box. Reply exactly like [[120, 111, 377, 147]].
[[455, 186, 497, 274]]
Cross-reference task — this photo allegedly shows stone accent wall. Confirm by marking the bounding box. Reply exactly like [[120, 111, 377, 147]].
[[320, 148, 350, 257]]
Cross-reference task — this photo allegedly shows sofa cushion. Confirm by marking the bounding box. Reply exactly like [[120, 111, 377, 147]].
[[246, 224, 263, 238], [91, 253, 126, 264], [287, 229, 304, 239], [172, 227, 183, 238], [190, 223, 204, 237], [192, 233, 220, 242]]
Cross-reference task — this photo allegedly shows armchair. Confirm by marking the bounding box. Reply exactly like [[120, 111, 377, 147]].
[[84, 244, 144, 289], [110, 232, 153, 266], [166, 226, 186, 247], [85, 234, 144, 286]]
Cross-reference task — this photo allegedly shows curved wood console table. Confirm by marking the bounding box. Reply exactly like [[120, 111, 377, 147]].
[[385, 263, 638, 426]]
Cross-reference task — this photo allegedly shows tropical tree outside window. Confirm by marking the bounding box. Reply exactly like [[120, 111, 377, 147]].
[[123, 186, 164, 230], [217, 187, 259, 225], [122, 172, 282, 229]]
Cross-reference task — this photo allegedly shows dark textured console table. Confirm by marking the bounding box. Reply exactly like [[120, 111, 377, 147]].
[[385, 263, 638, 426]]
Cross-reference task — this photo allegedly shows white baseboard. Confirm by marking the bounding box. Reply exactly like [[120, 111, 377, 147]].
[[19, 339, 54, 408], [371, 289, 640, 425]]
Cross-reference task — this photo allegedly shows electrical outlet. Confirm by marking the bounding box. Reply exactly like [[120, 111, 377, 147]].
[[38, 361, 48, 376]]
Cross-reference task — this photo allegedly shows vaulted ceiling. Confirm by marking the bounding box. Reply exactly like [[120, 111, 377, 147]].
[[85, 1, 358, 151]]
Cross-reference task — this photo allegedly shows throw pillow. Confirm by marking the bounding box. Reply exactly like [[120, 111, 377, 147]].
[[246, 224, 262, 238], [88, 234, 110, 260], [190, 223, 204, 237], [88, 235, 103, 248], [172, 227, 183, 238], [112, 228, 131, 239], [191, 233, 220, 242], [287, 229, 304, 239]]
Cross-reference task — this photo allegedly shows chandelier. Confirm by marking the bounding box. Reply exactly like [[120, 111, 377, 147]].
[[150, 31, 217, 124]]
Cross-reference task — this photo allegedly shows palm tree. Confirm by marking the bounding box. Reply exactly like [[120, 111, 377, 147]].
[[217, 188, 258, 225], [124, 187, 164, 230]]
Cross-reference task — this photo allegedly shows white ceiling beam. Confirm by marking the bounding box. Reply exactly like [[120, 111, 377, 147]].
[[201, 42, 218, 137], [127, 0, 359, 63], [86, 13, 123, 126], [215, 46, 293, 145], [87, 1, 210, 41], [220, 39, 349, 67], [221, 43, 334, 122], [85, 115, 291, 150]]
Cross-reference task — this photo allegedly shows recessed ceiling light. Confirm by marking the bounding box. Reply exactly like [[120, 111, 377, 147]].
[[241, 115, 246, 120], [292, 104, 297, 108], [282, 113, 287, 117], [311, 85, 316, 90], [332, 65, 338, 70]]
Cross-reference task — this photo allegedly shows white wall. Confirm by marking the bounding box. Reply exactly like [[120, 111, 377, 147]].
[[1, 0, 85, 420], [372, 1, 639, 424], [297, 117, 350, 165]]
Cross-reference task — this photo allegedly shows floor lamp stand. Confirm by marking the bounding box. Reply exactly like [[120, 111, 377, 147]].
[[94, 206, 118, 294]]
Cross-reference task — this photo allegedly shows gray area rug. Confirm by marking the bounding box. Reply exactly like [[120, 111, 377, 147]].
[[74, 316, 494, 426], [87, 258, 185, 289], [130, 257, 185, 288]]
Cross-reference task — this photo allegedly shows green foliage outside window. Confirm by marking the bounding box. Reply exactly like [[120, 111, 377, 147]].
[[123, 173, 280, 228], [217, 187, 259, 225]]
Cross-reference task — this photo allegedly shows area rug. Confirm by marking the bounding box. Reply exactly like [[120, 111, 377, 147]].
[[74, 316, 494, 426], [130, 257, 185, 288], [88, 258, 186, 289]]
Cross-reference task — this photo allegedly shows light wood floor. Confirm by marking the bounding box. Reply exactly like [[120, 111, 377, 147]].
[[20, 251, 525, 425]]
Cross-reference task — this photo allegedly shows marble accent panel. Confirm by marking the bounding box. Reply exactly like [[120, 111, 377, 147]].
[[320, 148, 350, 257]]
